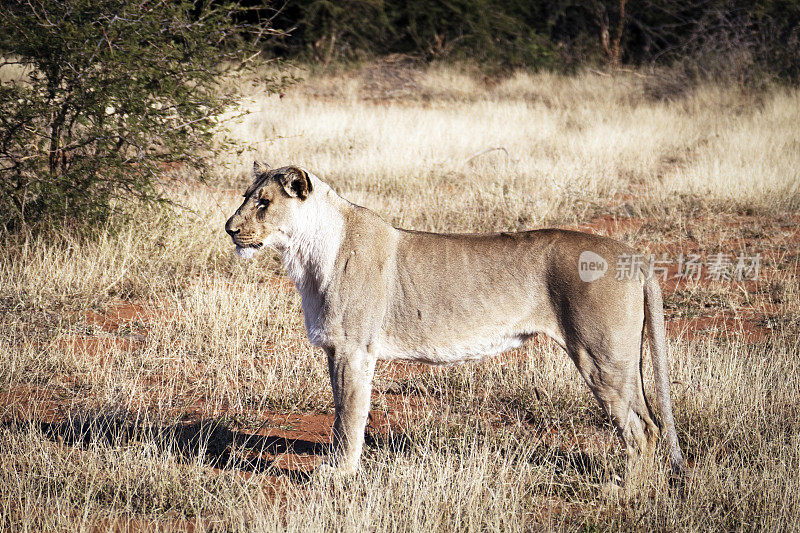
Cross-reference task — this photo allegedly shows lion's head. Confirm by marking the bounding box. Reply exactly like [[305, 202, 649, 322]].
[[224, 162, 313, 258]]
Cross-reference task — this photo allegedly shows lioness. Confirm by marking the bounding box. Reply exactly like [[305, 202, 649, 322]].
[[225, 162, 685, 477]]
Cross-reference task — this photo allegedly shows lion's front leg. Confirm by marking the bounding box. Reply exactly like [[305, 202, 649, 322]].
[[324, 345, 376, 475]]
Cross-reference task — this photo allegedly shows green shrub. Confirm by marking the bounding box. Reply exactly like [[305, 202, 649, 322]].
[[0, 0, 279, 230]]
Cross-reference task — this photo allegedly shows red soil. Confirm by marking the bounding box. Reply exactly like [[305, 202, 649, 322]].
[[84, 301, 156, 334]]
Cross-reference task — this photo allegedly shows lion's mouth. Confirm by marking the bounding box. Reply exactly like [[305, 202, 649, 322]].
[[231, 237, 262, 249]]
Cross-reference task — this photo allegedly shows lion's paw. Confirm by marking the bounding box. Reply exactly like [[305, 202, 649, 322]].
[[311, 456, 358, 481]]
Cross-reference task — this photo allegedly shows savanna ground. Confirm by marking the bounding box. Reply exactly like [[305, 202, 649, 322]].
[[1, 62, 799, 531]]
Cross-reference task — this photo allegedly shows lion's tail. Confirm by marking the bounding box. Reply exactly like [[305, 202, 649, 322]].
[[644, 275, 685, 477]]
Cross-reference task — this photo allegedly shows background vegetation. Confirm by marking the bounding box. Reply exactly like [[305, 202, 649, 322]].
[[2, 0, 798, 229], [0, 0, 284, 230], [270, 0, 800, 81]]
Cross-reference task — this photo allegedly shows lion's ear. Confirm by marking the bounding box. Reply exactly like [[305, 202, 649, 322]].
[[280, 167, 313, 200], [244, 160, 270, 197], [253, 160, 270, 178]]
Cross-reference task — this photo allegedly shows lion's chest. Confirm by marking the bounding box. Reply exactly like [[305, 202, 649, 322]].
[[298, 287, 327, 347]]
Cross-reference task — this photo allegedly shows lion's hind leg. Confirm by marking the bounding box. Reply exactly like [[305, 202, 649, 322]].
[[566, 341, 658, 478]]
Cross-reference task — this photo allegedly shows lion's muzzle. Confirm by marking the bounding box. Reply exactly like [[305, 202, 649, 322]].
[[224, 215, 240, 238]]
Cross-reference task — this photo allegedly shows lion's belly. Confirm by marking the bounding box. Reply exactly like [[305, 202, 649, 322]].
[[374, 331, 535, 365]]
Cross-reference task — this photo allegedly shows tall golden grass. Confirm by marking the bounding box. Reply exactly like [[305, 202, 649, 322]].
[[1, 64, 799, 530]]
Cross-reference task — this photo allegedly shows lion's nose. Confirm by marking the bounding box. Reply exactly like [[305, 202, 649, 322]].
[[225, 218, 240, 236]]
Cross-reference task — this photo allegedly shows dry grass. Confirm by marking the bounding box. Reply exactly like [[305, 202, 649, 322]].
[[223, 65, 799, 231], [1, 64, 799, 531]]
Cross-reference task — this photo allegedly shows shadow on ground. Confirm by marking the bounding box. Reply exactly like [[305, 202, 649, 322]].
[[2, 411, 331, 483], [3, 406, 616, 485]]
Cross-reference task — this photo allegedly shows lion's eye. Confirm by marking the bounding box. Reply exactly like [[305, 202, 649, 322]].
[[257, 199, 269, 210]]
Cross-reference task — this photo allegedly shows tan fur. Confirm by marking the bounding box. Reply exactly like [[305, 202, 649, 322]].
[[225, 163, 685, 477]]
